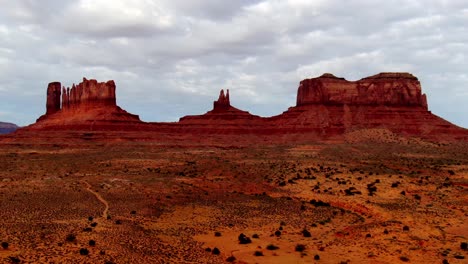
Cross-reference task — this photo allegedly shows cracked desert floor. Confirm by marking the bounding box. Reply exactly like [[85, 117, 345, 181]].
[[0, 133, 467, 263]]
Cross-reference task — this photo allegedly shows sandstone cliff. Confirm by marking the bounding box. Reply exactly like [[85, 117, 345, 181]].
[[297, 73, 427, 108], [35, 78, 140, 128], [11, 72, 466, 142], [271, 72, 462, 139]]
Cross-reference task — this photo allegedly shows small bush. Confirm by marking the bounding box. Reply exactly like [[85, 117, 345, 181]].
[[1, 242, 9, 249], [79, 248, 89, 256], [314, 254, 320, 260], [214, 232, 222, 237], [66, 234, 76, 242], [254, 251, 264, 256], [399, 256, 410, 262], [238, 233, 252, 244], [302, 229, 312, 237], [9, 257, 20, 263], [266, 244, 279, 250], [461, 242, 467, 250], [212, 247, 220, 255], [295, 244, 306, 252], [89, 240, 96, 246]]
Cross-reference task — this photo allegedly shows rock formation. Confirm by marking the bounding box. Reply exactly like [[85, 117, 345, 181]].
[[10, 72, 466, 141], [179, 89, 261, 125], [35, 78, 140, 128], [213, 89, 230, 111], [0, 122, 19, 134], [271, 72, 462, 139], [45, 82, 62, 115], [296, 73, 427, 108]]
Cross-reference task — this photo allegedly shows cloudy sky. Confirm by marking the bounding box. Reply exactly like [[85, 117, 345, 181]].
[[0, 0, 467, 127]]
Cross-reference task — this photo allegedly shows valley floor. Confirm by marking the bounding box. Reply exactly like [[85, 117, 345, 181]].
[[0, 138, 467, 263]]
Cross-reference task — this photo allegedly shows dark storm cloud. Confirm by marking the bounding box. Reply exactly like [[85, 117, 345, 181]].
[[0, 0, 467, 127]]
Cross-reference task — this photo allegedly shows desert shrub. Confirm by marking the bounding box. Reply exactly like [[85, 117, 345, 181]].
[[266, 244, 279, 250], [79, 248, 89, 255], [399, 256, 410, 262], [1, 242, 9, 249], [66, 234, 76, 242], [252, 234, 259, 239], [89, 240, 96, 246], [226, 256, 236, 262], [9, 257, 20, 263], [214, 232, 222, 237], [295, 244, 306, 252], [461, 242, 467, 250], [314, 254, 320, 260], [212, 247, 220, 255], [238, 233, 252, 244], [302, 229, 312, 237], [254, 251, 264, 256]]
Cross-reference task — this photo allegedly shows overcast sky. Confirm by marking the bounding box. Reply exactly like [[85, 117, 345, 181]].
[[0, 0, 467, 128]]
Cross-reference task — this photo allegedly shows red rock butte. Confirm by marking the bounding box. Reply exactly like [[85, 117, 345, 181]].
[[12, 73, 468, 141], [35, 78, 140, 129]]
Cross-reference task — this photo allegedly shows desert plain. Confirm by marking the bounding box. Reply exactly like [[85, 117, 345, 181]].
[[0, 130, 467, 264]]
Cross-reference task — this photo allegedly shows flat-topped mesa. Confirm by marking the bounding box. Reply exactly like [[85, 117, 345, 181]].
[[296, 72, 428, 109], [213, 89, 230, 111]]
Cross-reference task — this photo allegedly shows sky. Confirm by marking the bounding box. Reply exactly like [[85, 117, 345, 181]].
[[0, 0, 467, 128]]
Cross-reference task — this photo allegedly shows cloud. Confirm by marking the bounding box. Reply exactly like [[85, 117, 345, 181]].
[[0, 0, 467, 128]]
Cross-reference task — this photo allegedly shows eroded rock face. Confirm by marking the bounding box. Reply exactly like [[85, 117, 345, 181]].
[[16, 73, 466, 141], [36, 78, 140, 126], [46, 82, 62, 115], [296, 73, 427, 109], [179, 89, 261, 125], [213, 89, 230, 111], [62, 78, 117, 110]]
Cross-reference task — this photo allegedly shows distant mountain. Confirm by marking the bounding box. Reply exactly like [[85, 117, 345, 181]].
[[0, 122, 19, 134]]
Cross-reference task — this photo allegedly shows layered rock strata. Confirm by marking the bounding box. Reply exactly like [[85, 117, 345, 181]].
[[35, 78, 140, 128]]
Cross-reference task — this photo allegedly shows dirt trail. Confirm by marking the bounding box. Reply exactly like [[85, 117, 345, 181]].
[[81, 180, 109, 219]]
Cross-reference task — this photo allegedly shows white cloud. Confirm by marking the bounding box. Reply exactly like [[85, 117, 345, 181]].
[[0, 0, 467, 127]]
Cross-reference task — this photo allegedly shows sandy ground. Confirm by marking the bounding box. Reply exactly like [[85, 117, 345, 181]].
[[0, 136, 467, 263]]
